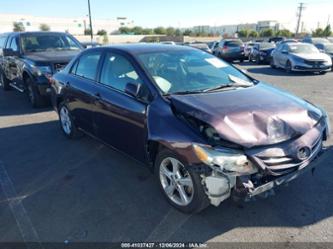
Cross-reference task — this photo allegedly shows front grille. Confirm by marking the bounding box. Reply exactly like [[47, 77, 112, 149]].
[[54, 63, 67, 72], [255, 135, 323, 176], [304, 60, 325, 66]]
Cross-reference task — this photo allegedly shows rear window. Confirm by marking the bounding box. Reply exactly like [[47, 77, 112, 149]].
[[225, 40, 243, 47]]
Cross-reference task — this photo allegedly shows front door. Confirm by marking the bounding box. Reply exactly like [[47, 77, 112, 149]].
[[94, 52, 149, 162]]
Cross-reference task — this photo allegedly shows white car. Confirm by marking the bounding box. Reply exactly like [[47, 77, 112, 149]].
[[271, 43, 332, 74]]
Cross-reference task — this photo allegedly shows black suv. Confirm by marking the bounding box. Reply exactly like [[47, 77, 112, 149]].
[[0, 32, 83, 107]]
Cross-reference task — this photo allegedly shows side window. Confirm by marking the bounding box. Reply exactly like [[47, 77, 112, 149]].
[[10, 37, 19, 52], [100, 53, 143, 92], [75, 52, 101, 80], [315, 44, 324, 50]]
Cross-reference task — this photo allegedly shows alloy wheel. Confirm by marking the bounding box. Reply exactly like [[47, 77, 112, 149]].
[[60, 106, 72, 135], [159, 157, 194, 206]]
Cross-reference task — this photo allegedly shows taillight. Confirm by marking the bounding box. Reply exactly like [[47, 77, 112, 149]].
[[223, 45, 228, 52]]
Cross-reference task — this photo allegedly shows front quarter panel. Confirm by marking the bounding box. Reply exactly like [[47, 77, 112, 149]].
[[147, 97, 207, 166]]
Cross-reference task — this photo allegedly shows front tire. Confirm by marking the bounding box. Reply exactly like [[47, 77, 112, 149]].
[[0, 71, 10, 91], [25, 77, 45, 108], [58, 102, 82, 139], [155, 149, 209, 213]]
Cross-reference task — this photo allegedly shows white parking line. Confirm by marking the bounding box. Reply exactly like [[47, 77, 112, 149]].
[[0, 161, 42, 248]]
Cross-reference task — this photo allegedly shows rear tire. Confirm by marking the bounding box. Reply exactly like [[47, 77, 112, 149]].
[[155, 149, 210, 213], [58, 102, 82, 139], [0, 71, 10, 91], [25, 77, 45, 108]]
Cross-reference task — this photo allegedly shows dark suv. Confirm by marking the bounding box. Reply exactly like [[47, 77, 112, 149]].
[[0, 32, 83, 107], [213, 39, 245, 62]]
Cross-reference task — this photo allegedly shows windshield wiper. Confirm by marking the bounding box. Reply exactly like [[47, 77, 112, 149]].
[[171, 89, 207, 95], [203, 75, 253, 93]]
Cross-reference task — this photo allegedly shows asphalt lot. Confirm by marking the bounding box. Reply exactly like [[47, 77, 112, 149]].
[[0, 63, 333, 246]]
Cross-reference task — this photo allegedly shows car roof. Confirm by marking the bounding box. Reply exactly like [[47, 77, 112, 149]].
[[93, 43, 194, 55], [5, 31, 72, 36]]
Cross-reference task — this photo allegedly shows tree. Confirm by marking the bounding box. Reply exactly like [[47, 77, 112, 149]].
[[183, 29, 192, 36], [153, 27, 166, 35], [248, 30, 259, 38], [97, 29, 107, 36], [142, 28, 153, 35], [312, 28, 324, 37], [84, 29, 92, 35], [118, 26, 132, 34], [237, 29, 249, 38], [260, 29, 274, 37], [276, 29, 292, 37], [13, 22, 25, 32], [174, 28, 182, 36], [39, 23, 50, 31], [323, 25, 332, 37], [131, 26, 143, 35], [166, 27, 176, 36]]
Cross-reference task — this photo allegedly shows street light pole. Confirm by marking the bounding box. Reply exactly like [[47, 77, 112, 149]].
[[88, 0, 93, 42]]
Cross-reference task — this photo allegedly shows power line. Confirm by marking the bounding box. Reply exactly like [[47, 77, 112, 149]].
[[295, 2, 306, 35]]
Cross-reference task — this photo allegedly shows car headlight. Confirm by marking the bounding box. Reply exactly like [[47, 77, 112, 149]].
[[32, 66, 52, 76], [267, 117, 293, 144], [193, 144, 258, 175]]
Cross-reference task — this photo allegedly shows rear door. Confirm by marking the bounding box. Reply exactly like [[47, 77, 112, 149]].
[[94, 51, 150, 162], [64, 50, 103, 135]]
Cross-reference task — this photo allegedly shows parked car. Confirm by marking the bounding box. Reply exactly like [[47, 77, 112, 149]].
[[302, 37, 330, 45], [213, 39, 245, 62], [0, 31, 83, 107], [249, 42, 276, 64], [268, 37, 286, 43], [271, 42, 332, 73], [276, 39, 298, 45], [187, 42, 212, 53], [51, 44, 330, 213], [81, 41, 102, 49], [207, 41, 218, 50], [244, 42, 255, 59], [327, 37, 333, 43]]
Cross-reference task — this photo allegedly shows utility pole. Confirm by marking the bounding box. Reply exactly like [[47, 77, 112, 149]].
[[295, 2, 306, 36], [88, 0, 93, 42]]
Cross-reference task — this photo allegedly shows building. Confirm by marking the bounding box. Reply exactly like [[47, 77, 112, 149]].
[[256, 20, 280, 32], [0, 13, 134, 35]]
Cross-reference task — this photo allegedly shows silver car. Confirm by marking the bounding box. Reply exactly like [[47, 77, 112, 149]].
[[271, 43, 332, 73]]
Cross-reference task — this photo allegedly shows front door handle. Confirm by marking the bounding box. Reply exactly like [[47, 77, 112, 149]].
[[65, 81, 71, 87]]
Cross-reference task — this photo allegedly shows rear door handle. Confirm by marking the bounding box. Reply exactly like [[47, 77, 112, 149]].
[[65, 81, 71, 87]]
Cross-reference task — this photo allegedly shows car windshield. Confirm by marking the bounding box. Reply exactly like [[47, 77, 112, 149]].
[[138, 49, 253, 94], [288, 44, 319, 54], [260, 42, 275, 49], [325, 44, 333, 53], [21, 34, 81, 53]]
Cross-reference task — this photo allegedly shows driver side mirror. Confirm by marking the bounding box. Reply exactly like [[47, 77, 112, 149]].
[[3, 48, 19, 57], [125, 82, 141, 98]]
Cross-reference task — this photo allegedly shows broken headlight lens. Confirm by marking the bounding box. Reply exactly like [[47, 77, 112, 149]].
[[193, 144, 258, 175]]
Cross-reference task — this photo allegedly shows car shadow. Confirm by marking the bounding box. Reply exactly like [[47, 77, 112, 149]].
[[0, 88, 52, 116], [0, 120, 332, 243]]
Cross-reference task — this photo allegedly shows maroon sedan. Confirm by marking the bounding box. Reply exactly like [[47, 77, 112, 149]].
[[51, 44, 330, 213]]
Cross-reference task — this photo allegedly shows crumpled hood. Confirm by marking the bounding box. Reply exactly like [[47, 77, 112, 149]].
[[170, 83, 323, 148], [23, 50, 80, 64]]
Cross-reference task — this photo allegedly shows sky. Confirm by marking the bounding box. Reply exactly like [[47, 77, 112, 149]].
[[0, 0, 332, 31]]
